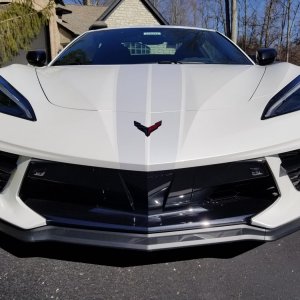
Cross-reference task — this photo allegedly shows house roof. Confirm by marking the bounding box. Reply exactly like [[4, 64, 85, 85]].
[[56, 4, 72, 17], [58, 4, 108, 36], [58, 0, 168, 36], [98, 0, 168, 25]]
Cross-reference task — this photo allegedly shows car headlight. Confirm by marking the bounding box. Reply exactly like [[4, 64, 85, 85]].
[[0, 76, 36, 121], [262, 75, 300, 119]]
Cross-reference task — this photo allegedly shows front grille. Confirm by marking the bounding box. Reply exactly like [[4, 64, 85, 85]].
[[280, 150, 300, 190], [0, 151, 18, 192], [19, 159, 279, 233]]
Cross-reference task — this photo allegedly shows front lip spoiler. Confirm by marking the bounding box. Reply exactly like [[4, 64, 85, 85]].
[[0, 219, 300, 251]]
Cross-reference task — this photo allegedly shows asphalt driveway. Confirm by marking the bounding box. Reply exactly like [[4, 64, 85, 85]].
[[0, 230, 299, 300]]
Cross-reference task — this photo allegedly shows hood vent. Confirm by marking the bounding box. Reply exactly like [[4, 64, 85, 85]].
[[0, 151, 18, 192]]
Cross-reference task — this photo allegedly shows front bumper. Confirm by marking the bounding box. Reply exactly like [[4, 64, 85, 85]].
[[0, 153, 299, 250], [1, 218, 300, 251]]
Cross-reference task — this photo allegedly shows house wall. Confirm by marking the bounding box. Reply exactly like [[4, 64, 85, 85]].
[[105, 0, 160, 27], [2, 26, 50, 67], [1, 0, 60, 64], [49, 12, 62, 59], [32, 0, 60, 59], [58, 25, 75, 48]]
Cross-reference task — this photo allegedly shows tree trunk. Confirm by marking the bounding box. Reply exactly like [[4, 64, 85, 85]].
[[279, 2, 287, 60], [264, 0, 275, 48], [217, 0, 226, 33], [286, 0, 291, 62], [190, 0, 199, 27], [225, 0, 231, 37], [231, 0, 237, 43], [243, 0, 247, 51]]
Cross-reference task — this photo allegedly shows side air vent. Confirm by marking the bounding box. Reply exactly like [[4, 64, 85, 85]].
[[0, 151, 18, 192], [280, 150, 300, 190]]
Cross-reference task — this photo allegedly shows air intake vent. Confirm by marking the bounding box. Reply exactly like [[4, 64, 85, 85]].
[[19, 158, 278, 233], [0, 151, 18, 192], [280, 150, 300, 190]]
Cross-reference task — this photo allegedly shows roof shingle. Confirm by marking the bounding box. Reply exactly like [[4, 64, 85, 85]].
[[59, 4, 107, 36]]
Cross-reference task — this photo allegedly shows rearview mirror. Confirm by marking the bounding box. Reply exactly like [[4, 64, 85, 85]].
[[26, 50, 47, 67], [256, 48, 277, 66]]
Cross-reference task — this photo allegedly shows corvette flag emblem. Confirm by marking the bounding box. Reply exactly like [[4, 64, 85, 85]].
[[134, 121, 162, 137]]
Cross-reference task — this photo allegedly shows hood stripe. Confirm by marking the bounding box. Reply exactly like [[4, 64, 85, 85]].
[[115, 65, 184, 169], [116, 65, 148, 167]]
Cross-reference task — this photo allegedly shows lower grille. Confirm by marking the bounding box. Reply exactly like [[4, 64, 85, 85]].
[[19, 159, 279, 233]]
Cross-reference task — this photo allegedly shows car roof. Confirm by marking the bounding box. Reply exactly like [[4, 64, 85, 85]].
[[86, 25, 217, 35]]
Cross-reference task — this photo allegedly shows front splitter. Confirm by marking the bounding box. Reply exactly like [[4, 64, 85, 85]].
[[1, 219, 300, 251]]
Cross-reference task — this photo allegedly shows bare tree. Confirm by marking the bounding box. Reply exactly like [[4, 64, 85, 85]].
[[284, 0, 300, 61], [149, 0, 163, 8], [278, 1, 288, 59], [231, 0, 238, 42], [286, 0, 292, 61], [225, 0, 231, 37], [75, 0, 112, 6], [190, 0, 200, 27], [257, 0, 279, 47], [224, 0, 237, 42], [165, 0, 188, 25]]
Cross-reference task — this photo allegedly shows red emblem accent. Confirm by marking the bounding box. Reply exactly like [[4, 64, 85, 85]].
[[134, 121, 162, 137]]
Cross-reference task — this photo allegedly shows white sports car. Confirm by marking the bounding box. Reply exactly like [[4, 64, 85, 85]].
[[0, 26, 300, 251]]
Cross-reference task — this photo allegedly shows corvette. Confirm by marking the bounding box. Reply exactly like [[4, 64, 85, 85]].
[[0, 26, 300, 251]]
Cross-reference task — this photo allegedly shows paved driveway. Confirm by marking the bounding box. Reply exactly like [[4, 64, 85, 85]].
[[0, 230, 299, 300]]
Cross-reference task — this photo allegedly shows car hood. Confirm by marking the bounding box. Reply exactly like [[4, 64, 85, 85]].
[[1, 63, 300, 171], [36, 64, 265, 112]]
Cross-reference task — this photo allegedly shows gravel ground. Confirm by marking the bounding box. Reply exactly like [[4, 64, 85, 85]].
[[0, 230, 299, 300]]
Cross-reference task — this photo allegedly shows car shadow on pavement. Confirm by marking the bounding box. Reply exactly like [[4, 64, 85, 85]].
[[0, 232, 263, 266]]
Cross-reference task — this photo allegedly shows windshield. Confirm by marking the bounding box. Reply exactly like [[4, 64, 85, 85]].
[[52, 28, 252, 66]]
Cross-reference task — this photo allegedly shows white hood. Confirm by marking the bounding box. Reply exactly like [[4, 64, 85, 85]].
[[5, 63, 300, 172], [36, 64, 265, 112]]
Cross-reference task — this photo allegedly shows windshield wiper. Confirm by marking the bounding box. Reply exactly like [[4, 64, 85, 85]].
[[157, 61, 183, 64], [157, 60, 205, 64]]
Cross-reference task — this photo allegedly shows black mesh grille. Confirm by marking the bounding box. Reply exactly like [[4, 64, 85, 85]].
[[19, 158, 279, 233]]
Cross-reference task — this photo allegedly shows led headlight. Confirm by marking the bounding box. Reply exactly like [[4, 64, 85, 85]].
[[262, 75, 300, 119], [0, 76, 36, 121]]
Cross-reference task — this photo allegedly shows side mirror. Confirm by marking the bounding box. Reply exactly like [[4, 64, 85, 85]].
[[89, 21, 108, 30], [26, 50, 47, 67], [256, 48, 277, 66]]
